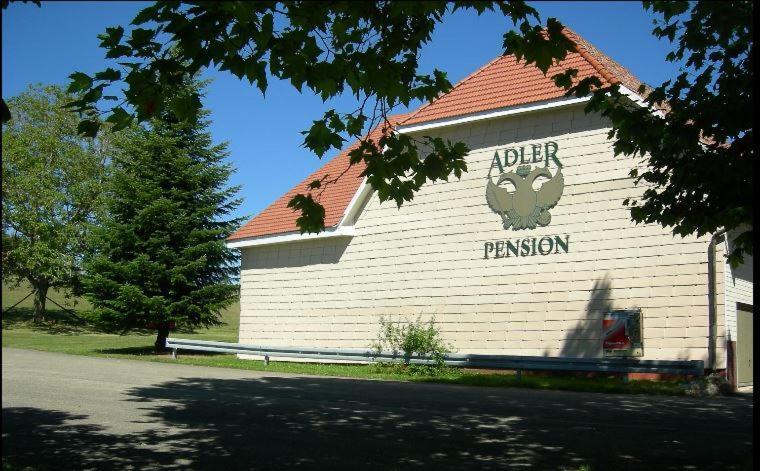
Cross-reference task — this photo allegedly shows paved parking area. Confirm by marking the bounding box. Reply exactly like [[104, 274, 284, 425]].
[[2, 348, 754, 470]]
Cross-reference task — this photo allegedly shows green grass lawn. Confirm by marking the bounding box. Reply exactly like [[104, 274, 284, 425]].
[[2, 281, 239, 360], [2, 281, 239, 342], [2, 281, 690, 396]]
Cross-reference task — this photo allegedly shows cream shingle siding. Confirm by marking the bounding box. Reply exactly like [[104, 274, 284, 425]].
[[239, 104, 727, 364]]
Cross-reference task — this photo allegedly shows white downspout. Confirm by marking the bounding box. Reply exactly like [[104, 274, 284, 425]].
[[707, 229, 727, 371]]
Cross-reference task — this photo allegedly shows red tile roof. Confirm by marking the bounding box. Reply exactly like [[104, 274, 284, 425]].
[[229, 27, 647, 242], [402, 27, 648, 126], [563, 27, 651, 97], [228, 114, 411, 241]]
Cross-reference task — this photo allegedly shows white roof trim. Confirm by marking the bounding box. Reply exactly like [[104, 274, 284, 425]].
[[229, 146, 380, 250], [227, 225, 356, 249], [229, 179, 371, 250], [396, 96, 590, 134], [617, 85, 646, 107], [617, 84, 666, 118], [338, 179, 370, 227]]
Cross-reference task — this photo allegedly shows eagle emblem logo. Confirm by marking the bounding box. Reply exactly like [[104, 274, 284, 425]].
[[486, 164, 564, 230]]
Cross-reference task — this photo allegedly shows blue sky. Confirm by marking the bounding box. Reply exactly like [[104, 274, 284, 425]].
[[2, 1, 680, 223]]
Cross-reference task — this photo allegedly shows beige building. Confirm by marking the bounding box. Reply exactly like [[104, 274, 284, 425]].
[[227, 28, 753, 386]]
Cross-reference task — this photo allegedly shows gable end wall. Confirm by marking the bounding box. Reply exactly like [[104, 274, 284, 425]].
[[238, 104, 726, 364]]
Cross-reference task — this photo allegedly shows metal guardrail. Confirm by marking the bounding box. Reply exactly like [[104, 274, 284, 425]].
[[166, 338, 704, 376]]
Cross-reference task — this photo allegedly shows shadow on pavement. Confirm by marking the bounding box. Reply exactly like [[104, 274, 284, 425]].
[[2, 407, 178, 469], [3, 376, 754, 470]]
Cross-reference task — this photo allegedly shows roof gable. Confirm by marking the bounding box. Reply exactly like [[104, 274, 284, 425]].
[[228, 114, 409, 241], [401, 27, 648, 126], [229, 28, 648, 243]]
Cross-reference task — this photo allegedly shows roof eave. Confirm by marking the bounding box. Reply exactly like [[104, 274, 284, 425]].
[[226, 225, 356, 249], [397, 95, 591, 134], [227, 178, 375, 249]]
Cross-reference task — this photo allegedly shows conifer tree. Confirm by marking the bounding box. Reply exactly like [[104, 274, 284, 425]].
[[83, 80, 243, 352]]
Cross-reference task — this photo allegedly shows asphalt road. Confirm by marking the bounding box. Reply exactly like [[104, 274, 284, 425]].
[[2, 348, 753, 470]]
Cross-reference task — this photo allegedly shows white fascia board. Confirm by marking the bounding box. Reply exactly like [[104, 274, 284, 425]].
[[616, 85, 668, 119], [338, 179, 372, 227], [395, 96, 590, 134], [228, 154, 374, 251], [226, 225, 356, 249], [617, 85, 646, 107]]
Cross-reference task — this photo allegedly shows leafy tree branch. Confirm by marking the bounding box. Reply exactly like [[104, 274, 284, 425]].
[[553, 0, 753, 266], [65, 1, 575, 233]]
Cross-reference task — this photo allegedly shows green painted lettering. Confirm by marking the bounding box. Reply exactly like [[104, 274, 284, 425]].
[[532, 144, 542, 163], [488, 151, 504, 177], [495, 241, 504, 258], [544, 141, 561, 168], [538, 236, 553, 255], [506, 240, 519, 257], [484, 242, 494, 259], [520, 146, 530, 164], [520, 239, 531, 256], [504, 148, 519, 167], [554, 235, 569, 254]]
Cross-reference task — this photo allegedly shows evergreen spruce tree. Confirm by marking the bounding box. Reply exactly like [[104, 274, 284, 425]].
[[84, 81, 243, 352]]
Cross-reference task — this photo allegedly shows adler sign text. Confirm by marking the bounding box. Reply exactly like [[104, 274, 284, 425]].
[[483, 140, 571, 259]]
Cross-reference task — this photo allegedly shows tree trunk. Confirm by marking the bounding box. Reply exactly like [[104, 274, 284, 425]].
[[154, 323, 170, 353], [32, 283, 49, 324]]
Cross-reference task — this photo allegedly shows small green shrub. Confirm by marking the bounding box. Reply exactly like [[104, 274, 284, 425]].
[[370, 315, 453, 375]]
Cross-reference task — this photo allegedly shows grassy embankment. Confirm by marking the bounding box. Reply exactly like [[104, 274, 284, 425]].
[[2, 282, 688, 395]]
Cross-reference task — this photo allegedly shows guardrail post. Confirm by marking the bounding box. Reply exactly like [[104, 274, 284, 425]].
[[264, 354, 270, 366], [172, 348, 177, 360]]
